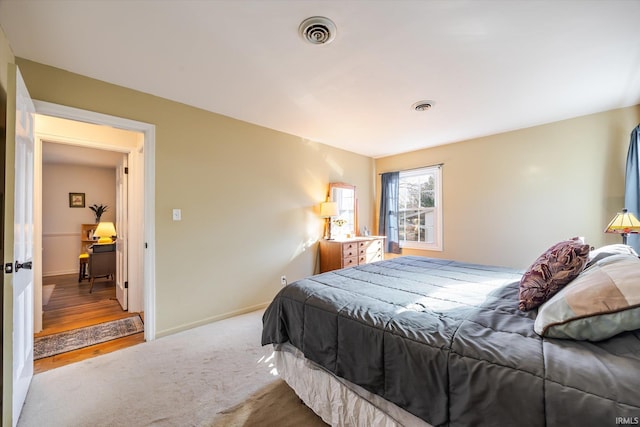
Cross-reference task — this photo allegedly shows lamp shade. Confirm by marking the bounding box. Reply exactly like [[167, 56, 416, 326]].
[[604, 209, 640, 235], [94, 221, 117, 244], [320, 201, 338, 217]]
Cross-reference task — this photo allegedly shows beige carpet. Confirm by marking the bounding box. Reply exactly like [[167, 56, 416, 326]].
[[42, 284, 55, 305], [17, 309, 326, 427]]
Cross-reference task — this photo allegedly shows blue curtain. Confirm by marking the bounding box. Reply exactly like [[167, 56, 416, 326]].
[[379, 172, 401, 254], [625, 125, 640, 253]]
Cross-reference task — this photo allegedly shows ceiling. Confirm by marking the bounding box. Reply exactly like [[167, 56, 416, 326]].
[[2, 1, 639, 158], [42, 142, 124, 168]]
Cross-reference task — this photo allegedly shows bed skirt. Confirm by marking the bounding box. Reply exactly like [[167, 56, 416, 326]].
[[269, 343, 431, 427]]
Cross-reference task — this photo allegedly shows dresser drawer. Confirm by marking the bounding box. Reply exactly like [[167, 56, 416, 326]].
[[356, 238, 383, 264], [343, 256, 358, 268], [342, 242, 358, 258], [364, 248, 383, 263], [369, 239, 383, 251], [357, 241, 368, 254]]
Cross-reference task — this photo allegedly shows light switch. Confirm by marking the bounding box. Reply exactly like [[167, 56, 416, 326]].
[[172, 209, 181, 221]]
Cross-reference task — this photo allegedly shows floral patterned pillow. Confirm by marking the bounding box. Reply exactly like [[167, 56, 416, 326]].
[[518, 239, 590, 311]]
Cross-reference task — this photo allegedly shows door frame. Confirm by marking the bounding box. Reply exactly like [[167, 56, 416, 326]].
[[33, 100, 157, 341], [115, 157, 129, 311]]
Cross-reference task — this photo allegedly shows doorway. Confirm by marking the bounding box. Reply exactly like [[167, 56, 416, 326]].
[[31, 102, 156, 362], [36, 136, 141, 372]]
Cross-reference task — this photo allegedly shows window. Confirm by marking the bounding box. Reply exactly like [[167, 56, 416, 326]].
[[398, 166, 442, 251]]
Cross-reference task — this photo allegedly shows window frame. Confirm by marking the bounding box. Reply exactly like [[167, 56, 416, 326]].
[[398, 165, 443, 251]]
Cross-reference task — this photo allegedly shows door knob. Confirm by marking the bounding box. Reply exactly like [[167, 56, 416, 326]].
[[15, 260, 32, 271]]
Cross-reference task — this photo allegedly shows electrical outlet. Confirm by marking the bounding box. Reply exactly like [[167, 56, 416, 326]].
[[280, 275, 287, 286]]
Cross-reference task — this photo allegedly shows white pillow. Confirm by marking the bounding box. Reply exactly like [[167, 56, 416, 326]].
[[585, 244, 638, 269]]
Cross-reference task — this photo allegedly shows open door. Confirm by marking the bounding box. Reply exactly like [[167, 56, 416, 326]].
[[9, 65, 35, 426], [115, 156, 128, 310]]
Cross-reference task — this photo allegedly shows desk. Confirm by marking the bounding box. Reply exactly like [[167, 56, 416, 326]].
[[89, 244, 116, 293]]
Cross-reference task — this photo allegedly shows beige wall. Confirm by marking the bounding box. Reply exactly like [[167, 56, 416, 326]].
[[42, 162, 116, 276], [0, 25, 12, 96], [10, 47, 640, 325], [15, 58, 375, 335], [376, 105, 640, 269]]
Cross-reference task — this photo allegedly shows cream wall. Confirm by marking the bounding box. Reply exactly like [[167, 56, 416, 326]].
[[376, 105, 640, 269], [15, 58, 375, 336], [42, 162, 116, 276]]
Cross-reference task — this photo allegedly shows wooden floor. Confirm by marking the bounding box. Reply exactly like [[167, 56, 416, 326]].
[[35, 273, 144, 374]]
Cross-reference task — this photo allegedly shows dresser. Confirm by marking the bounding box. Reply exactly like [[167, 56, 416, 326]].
[[319, 236, 385, 273]]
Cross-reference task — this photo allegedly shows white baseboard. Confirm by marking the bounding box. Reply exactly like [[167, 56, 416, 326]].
[[155, 302, 270, 338], [43, 269, 77, 277]]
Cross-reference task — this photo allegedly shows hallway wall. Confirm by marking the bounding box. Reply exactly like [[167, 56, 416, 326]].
[[42, 162, 115, 276]]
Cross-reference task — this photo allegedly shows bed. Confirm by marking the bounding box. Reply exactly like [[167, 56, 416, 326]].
[[261, 253, 640, 426]]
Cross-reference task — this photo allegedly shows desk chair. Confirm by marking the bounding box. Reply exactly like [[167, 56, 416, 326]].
[[78, 253, 89, 282], [89, 249, 116, 293]]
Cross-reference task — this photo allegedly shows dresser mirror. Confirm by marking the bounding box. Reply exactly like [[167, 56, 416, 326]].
[[329, 182, 357, 237]]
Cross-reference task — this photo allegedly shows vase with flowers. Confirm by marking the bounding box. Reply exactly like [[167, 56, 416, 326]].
[[333, 218, 347, 239]]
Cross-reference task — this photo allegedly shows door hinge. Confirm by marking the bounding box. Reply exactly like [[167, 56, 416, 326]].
[[124, 281, 128, 289], [124, 167, 129, 174], [145, 242, 148, 249]]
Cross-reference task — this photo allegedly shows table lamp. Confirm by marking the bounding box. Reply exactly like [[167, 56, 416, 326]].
[[604, 208, 640, 244], [320, 201, 338, 240], [94, 221, 117, 244]]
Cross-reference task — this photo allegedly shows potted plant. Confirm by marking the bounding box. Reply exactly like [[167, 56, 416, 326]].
[[89, 204, 109, 223]]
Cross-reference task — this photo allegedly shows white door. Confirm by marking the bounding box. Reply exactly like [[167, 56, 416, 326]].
[[115, 156, 128, 310], [11, 65, 35, 426]]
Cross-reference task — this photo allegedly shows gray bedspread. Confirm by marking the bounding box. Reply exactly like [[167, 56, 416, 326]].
[[261, 256, 640, 426]]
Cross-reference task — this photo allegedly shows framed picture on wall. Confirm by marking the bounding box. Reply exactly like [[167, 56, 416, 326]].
[[69, 192, 85, 208]]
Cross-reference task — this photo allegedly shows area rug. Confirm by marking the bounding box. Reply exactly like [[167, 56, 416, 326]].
[[42, 284, 55, 306], [34, 315, 144, 360], [212, 379, 328, 426]]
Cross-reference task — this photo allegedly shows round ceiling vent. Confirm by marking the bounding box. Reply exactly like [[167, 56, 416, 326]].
[[299, 16, 336, 45], [412, 100, 435, 111]]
